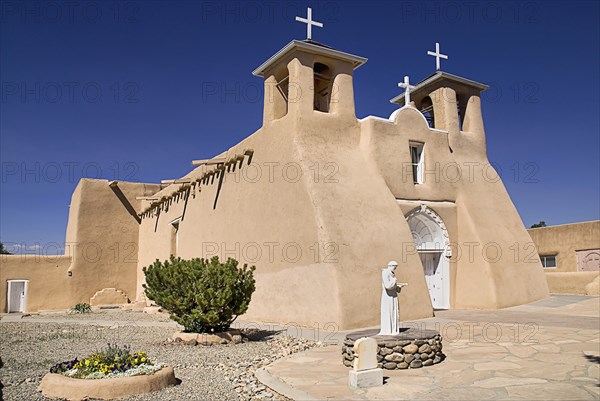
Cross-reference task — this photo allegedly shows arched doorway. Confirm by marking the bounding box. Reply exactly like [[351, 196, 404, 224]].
[[406, 205, 450, 309]]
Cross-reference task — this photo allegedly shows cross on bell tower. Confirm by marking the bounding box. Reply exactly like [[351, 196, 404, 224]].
[[398, 76, 416, 105], [295, 7, 323, 41], [427, 42, 448, 71]]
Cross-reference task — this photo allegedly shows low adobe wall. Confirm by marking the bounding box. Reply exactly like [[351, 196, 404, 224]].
[[38, 366, 177, 400], [0, 255, 72, 312], [545, 271, 599, 295], [528, 221, 600, 273]]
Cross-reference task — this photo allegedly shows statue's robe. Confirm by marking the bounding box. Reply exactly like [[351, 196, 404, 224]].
[[379, 269, 399, 335]]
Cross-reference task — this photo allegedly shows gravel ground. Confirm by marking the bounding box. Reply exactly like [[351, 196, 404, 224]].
[[0, 318, 320, 401], [24, 309, 173, 323]]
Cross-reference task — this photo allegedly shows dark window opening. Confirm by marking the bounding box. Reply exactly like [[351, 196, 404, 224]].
[[540, 255, 557, 268], [313, 62, 332, 112], [456, 96, 468, 131], [420, 96, 435, 128]]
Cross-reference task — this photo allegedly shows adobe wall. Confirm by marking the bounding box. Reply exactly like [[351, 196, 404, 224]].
[[1, 179, 162, 313], [528, 221, 600, 273], [65, 179, 162, 307], [137, 114, 346, 326], [545, 271, 599, 295], [0, 255, 72, 312]]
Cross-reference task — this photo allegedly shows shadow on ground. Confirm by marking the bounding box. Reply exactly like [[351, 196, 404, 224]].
[[242, 329, 283, 342]]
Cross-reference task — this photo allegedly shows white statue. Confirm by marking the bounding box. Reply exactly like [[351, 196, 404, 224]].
[[379, 260, 408, 335]]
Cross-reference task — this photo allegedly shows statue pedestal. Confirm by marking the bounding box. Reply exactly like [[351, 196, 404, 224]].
[[349, 368, 383, 388], [342, 328, 445, 370]]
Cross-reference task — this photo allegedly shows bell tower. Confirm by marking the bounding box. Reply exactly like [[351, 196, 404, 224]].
[[252, 8, 367, 126], [390, 71, 489, 136], [253, 40, 367, 125]]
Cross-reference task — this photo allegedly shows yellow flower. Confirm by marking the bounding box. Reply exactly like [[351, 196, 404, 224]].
[[94, 361, 99, 366], [141, 357, 146, 363], [85, 360, 90, 366], [134, 358, 139, 364]]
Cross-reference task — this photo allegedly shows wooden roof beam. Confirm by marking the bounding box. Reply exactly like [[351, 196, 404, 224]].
[[191, 157, 226, 166]]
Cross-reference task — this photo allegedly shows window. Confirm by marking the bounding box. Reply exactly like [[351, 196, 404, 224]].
[[540, 255, 557, 269], [409, 142, 424, 184], [170, 218, 181, 257], [313, 62, 332, 112]]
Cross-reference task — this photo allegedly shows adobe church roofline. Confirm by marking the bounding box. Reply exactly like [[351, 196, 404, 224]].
[[527, 220, 600, 230], [252, 39, 367, 77], [389, 71, 489, 105]]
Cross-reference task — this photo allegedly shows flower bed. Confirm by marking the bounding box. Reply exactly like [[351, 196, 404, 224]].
[[39, 344, 177, 400], [49, 343, 162, 379]]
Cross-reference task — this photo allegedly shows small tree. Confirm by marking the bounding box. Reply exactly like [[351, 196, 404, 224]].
[[0, 242, 11, 255], [530, 221, 547, 228], [143, 256, 256, 333]]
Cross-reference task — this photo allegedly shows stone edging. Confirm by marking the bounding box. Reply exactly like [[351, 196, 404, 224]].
[[38, 366, 177, 400], [171, 330, 242, 345], [342, 335, 445, 369]]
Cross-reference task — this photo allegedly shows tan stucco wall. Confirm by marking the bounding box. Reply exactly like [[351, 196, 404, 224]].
[[1, 179, 162, 312], [64, 179, 158, 306], [0, 255, 72, 312], [545, 272, 599, 295], [528, 221, 600, 273]]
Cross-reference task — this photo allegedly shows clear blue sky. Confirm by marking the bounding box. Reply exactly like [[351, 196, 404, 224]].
[[1, 0, 599, 254]]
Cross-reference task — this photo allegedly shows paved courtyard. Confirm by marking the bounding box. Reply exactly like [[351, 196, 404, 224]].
[[260, 295, 600, 400], [0, 295, 598, 400]]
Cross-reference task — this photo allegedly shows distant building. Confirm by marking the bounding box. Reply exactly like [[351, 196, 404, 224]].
[[528, 221, 600, 273], [528, 221, 599, 295]]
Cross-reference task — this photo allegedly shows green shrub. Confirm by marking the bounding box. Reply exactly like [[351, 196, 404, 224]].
[[143, 256, 256, 333], [72, 303, 92, 314]]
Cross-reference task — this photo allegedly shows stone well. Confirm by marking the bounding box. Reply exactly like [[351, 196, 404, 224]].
[[342, 328, 444, 370]]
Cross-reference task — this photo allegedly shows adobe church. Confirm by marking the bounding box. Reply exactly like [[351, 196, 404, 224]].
[[0, 9, 549, 329]]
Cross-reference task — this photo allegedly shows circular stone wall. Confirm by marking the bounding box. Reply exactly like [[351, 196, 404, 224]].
[[342, 328, 444, 370]]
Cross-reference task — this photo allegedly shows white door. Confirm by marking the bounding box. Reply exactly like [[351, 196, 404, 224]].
[[419, 252, 448, 309], [7, 280, 27, 313]]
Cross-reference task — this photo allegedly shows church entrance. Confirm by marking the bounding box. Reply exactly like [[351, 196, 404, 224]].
[[406, 206, 450, 310], [419, 252, 446, 309]]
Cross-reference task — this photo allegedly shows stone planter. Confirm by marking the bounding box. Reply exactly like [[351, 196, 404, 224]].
[[171, 329, 242, 345], [342, 328, 445, 370], [38, 366, 177, 401]]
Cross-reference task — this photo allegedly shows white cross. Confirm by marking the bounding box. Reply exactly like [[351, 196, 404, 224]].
[[427, 42, 448, 71], [398, 75, 416, 105], [295, 7, 323, 41]]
